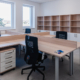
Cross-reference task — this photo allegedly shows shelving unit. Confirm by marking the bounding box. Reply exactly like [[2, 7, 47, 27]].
[[44, 16, 51, 21], [60, 21, 70, 27], [51, 26, 59, 31], [71, 27, 77, 33], [44, 21, 50, 26], [60, 15, 69, 21], [60, 27, 69, 32], [71, 14, 80, 21], [44, 26, 50, 30], [37, 17, 44, 30], [37, 14, 80, 33], [51, 21, 59, 26], [51, 16, 59, 21]]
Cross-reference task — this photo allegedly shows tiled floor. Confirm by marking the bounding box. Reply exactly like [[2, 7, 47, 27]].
[[0, 49, 80, 80]]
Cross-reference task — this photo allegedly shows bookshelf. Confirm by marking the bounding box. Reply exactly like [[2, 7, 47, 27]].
[[37, 17, 44, 30], [37, 14, 80, 33]]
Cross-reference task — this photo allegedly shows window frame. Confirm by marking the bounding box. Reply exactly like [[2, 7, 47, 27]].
[[23, 4, 34, 28], [0, 1, 14, 30]]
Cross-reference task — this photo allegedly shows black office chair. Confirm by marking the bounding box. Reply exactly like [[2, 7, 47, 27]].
[[56, 31, 67, 39], [25, 28, 31, 34], [55, 31, 69, 61], [21, 35, 47, 80]]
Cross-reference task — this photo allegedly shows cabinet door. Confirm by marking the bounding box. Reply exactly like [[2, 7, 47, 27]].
[[77, 33, 80, 42], [68, 33, 77, 41]]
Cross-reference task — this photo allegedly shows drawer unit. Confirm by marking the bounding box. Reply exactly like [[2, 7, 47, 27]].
[[0, 49, 16, 62], [0, 62, 15, 72], [1, 59, 15, 67], [0, 48, 16, 74]]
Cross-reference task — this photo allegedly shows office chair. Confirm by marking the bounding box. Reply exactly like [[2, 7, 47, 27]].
[[54, 31, 69, 62], [56, 31, 67, 39], [21, 35, 47, 80], [25, 28, 31, 33]]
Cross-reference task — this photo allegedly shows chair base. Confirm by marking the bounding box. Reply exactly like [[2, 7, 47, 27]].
[[21, 65, 45, 80]]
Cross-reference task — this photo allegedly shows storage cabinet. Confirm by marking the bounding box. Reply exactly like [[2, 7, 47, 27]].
[[37, 14, 80, 33], [0, 48, 16, 74]]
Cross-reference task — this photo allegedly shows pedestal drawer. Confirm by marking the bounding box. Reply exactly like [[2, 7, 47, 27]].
[[1, 59, 15, 67], [0, 50, 16, 62], [0, 62, 16, 72]]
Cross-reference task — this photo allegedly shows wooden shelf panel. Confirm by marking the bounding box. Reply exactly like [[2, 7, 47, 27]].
[[60, 27, 69, 32], [71, 27, 80, 33], [37, 26, 43, 30], [38, 21, 43, 26], [71, 27, 77, 33], [51, 21, 59, 26], [44, 26, 50, 30], [37, 17, 43, 21], [51, 16, 59, 21], [60, 15, 69, 20], [71, 14, 80, 21], [44, 16, 51, 21], [44, 21, 50, 26], [60, 21, 70, 27], [71, 21, 80, 27], [51, 26, 59, 31]]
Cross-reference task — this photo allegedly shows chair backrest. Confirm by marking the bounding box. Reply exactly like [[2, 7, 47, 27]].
[[24, 35, 38, 64], [25, 28, 31, 33], [56, 31, 67, 40]]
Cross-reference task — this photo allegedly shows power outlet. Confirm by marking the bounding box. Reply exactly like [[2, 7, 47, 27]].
[[74, 33, 77, 37]]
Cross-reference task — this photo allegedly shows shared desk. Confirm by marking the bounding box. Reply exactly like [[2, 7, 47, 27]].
[[0, 31, 80, 80]]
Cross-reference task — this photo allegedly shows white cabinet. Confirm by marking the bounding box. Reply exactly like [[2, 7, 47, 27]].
[[0, 48, 16, 73]]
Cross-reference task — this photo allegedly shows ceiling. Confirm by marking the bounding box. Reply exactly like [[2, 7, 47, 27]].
[[28, 0, 54, 3]]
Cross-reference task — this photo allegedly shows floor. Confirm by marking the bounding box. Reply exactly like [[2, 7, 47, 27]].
[[0, 49, 80, 80]]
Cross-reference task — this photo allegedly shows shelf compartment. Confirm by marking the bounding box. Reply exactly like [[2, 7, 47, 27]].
[[71, 27, 77, 33], [44, 16, 51, 21], [60, 27, 69, 32], [44, 26, 50, 30], [38, 21, 43, 26], [51, 16, 59, 21], [51, 21, 59, 26], [71, 21, 80, 27], [71, 14, 80, 20], [51, 26, 59, 31], [44, 21, 50, 26], [60, 21, 70, 27], [37, 26, 43, 30], [60, 15, 69, 21], [37, 17, 43, 21]]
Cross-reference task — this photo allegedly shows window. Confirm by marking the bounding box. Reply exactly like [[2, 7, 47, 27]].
[[0, 1, 14, 29], [23, 5, 34, 28]]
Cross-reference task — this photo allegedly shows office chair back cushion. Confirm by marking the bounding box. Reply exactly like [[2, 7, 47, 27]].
[[24, 35, 39, 64], [56, 31, 67, 39], [25, 28, 31, 33]]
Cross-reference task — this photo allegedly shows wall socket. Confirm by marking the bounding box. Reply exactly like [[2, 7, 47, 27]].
[[74, 33, 77, 37]]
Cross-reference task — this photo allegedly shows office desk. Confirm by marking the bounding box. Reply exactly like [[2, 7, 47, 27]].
[[0, 32, 78, 80], [0, 34, 11, 37], [42, 35, 55, 38]]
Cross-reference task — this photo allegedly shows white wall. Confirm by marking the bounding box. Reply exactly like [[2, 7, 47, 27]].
[[40, 0, 80, 42], [40, 0, 80, 16], [1, 0, 41, 33]]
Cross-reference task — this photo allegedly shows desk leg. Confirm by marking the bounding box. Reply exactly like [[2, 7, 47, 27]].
[[18, 45, 21, 55], [55, 56, 59, 80], [69, 52, 73, 76], [79, 48, 80, 65]]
